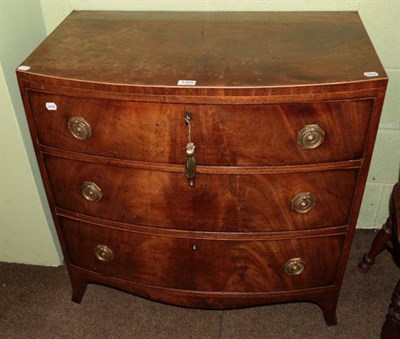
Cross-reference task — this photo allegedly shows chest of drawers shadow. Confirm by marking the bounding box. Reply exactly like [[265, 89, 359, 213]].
[[17, 11, 387, 326]]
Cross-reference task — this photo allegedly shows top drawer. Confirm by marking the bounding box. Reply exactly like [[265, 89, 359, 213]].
[[29, 91, 373, 166]]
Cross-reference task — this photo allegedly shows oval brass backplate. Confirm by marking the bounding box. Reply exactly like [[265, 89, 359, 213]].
[[297, 124, 325, 149], [68, 116, 92, 141], [94, 244, 114, 262], [80, 181, 102, 202], [291, 192, 316, 214], [284, 258, 306, 276]]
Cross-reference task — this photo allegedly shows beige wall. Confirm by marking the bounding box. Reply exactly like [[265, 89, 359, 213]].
[[1, 0, 399, 265], [0, 66, 61, 265], [0, 0, 62, 265]]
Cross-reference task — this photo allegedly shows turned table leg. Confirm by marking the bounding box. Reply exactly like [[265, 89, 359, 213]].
[[358, 217, 393, 273], [381, 278, 400, 339]]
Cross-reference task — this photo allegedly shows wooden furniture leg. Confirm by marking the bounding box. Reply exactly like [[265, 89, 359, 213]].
[[321, 306, 338, 327], [313, 292, 339, 326], [381, 182, 400, 338], [359, 182, 399, 338], [70, 270, 87, 303], [358, 217, 393, 273], [381, 278, 400, 339]]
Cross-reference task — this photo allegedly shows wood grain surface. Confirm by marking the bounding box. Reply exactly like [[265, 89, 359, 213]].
[[30, 91, 373, 165], [44, 155, 358, 232], [60, 217, 344, 292], [19, 11, 386, 88]]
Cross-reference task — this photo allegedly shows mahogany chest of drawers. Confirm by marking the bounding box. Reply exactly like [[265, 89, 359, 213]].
[[17, 11, 387, 325]]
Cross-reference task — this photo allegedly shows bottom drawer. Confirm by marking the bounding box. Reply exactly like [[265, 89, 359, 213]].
[[60, 217, 345, 292]]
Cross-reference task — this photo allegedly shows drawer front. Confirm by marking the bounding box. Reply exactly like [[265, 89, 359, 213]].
[[60, 218, 194, 289], [45, 155, 357, 231], [60, 217, 344, 292], [30, 91, 372, 166]]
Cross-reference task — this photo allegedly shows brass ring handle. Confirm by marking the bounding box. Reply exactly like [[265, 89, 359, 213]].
[[81, 181, 102, 202], [291, 192, 316, 213], [284, 258, 306, 276], [297, 124, 325, 149], [94, 244, 114, 262], [68, 116, 92, 141]]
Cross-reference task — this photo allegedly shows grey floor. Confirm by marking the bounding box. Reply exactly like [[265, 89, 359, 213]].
[[0, 230, 399, 339]]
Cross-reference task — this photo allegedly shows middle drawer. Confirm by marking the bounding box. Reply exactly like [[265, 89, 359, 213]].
[[44, 155, 357, 232]]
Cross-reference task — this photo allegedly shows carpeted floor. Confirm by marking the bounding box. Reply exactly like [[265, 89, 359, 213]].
[[0, 230, 399, 339]]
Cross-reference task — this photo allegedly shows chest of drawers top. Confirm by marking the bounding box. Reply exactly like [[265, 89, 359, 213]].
[[18, 11, 386, 94]]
